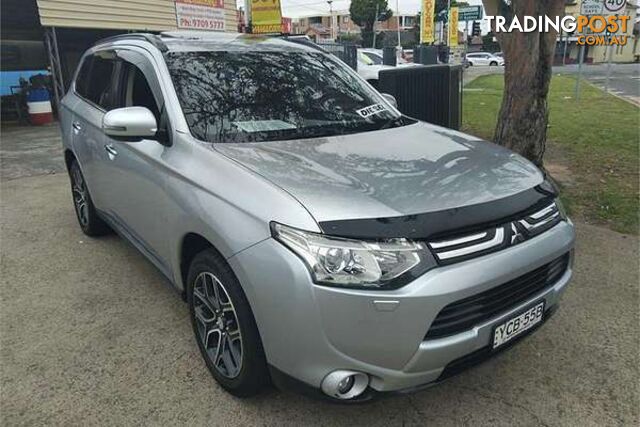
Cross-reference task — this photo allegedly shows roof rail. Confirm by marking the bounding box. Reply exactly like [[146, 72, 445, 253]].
[[279, 35, 329, 54], [92, 33, 168, 52]]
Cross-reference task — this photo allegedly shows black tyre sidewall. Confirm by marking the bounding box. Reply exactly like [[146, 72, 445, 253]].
[[69, 160, 110, 236], [187, 249, 268, 397]]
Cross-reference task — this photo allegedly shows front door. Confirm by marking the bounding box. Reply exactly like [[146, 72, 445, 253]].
[[70, 51, 119, 210], [100, 48, 174, 276]]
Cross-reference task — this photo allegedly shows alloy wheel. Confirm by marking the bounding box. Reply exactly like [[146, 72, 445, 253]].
[[192, 272, 243, 378], [71, 166, 89, 227]]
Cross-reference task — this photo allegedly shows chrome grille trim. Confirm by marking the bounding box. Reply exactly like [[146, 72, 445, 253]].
[[428, 201, 562, 265], [429, 231, 488, 249], [528, 203, 556, 220], [435, 228, 505, 260]]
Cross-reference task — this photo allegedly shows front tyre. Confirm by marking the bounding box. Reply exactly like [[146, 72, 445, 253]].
[[490, 61, 498, 66], [69, 160, 110, 236], [187, 249, 269, 397]]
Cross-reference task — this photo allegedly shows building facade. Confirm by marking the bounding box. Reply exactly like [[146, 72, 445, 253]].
[[292, 11, 418, 41]]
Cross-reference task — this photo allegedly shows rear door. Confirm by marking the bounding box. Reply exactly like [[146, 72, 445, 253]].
[[98, 48, 174, 275], [70, 51, 118, 209]]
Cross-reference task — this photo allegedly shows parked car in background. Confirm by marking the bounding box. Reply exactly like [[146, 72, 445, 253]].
[[356, 50, 394, 86], [61, 32, 574, 403], [359, 48, 417, 68], [465, 52, 505, 66]]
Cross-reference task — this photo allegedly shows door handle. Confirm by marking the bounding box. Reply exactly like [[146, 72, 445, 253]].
[[104, 144, 118, 160], [72, 122, 82, 133]]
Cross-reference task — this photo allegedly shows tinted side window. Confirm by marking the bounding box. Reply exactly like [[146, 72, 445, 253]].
[[75, 57, 92, 99], [86, 56, 116, 109], [113, 62, 161, 122], [75, 52, 116, 110]]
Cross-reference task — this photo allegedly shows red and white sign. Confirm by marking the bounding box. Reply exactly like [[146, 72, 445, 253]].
[[604, 0, 626, 14], [176, 0, 225, 31]]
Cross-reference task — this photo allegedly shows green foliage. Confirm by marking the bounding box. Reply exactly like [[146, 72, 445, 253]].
[[462, 75, 639, 234], [349, 0, 392, 31], [350, 0, 393, 47], [337, 33, 362, 45], [482, 33, 500, 51]]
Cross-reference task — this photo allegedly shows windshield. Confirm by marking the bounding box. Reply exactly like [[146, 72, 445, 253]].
[[164, 51, 412, 143]]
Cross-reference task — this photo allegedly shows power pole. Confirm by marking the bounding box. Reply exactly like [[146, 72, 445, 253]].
[[372, 3, 379, 48], [327, 0, 334, 39], [396, 0, 401, 48]]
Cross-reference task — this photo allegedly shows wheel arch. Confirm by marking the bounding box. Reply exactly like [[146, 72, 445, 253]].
[[64, 149, 76, 172], [179, 232, 218, 298]]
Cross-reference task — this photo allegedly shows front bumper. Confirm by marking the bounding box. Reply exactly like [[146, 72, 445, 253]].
[[228, 221, 575, 395]]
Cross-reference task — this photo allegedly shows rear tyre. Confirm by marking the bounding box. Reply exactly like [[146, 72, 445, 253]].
[[69, 160, 111, 236], [187, 249, 269, 397]]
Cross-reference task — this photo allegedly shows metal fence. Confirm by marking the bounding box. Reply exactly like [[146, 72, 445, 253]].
[[378, 65, 463, 130], [315, 41, 358, 71]]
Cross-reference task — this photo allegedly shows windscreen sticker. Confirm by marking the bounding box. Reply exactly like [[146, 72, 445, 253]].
[[356, 103, 389, 118], [233, 120, 297, 133]]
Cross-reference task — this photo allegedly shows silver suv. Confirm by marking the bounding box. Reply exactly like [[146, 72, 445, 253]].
[[60, 32, 575, 401]]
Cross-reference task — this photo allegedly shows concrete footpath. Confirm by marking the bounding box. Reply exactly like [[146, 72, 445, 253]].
[[0, 124, 638, 426]]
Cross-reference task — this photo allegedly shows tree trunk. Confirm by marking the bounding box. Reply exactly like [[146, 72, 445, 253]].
[[482, 0, 565, 167]]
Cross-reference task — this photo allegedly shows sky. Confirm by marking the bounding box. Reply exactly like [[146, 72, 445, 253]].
[[237, 0, 485, 19]]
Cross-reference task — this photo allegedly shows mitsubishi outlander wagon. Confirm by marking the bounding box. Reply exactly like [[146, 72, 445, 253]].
[[60, 32, 575, 401]]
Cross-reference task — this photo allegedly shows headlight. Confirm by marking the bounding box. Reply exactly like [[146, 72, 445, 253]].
[[271, 223, 435, 289]]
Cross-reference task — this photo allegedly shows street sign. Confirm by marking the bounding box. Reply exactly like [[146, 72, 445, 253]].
[[176, 0, 225, 31], [581, 0, 603, 15], [604, 0, 626, 14], [251, 0, 283, 34], [458, 5, 483, 22], [581, 0, 627, 15]]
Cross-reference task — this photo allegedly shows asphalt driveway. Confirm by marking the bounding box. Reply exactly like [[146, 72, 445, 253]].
[[1, 125, 638, 426]]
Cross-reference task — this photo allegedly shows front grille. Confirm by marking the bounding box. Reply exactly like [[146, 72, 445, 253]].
[[436, 306, 557, 382], [425, 253, 570, 340], [428, 201, 562, 265]]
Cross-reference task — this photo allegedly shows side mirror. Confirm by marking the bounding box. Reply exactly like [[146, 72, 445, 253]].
[[102, 107, 157, 141], [381, 93, 398, 109]]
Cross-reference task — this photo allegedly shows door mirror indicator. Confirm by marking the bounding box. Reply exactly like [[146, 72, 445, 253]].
[[102, 107, 157, 141]]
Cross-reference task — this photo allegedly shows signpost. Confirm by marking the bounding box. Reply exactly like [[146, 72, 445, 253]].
[[449, 7, 459, 46], [251, 0, 283, 34], [420, 0, 436, 43], [458, 5, 483, 22], [582, 0, 627, 15], [175, 0, 225, 31], [604, 0, 627, 14], [575, 1, 627, 99], [581, 0, 603, 15]]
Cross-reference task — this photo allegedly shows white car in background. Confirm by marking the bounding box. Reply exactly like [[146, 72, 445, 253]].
[[359, 48, 417, 68], [357, 49, 418, 86], [356, 50, 394, 85], [465, 52, 505, 66]]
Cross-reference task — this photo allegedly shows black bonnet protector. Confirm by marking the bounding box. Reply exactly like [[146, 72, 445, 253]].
[[318, 184, 558, 241]]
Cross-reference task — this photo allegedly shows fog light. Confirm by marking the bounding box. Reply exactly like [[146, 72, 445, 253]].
[[337, 375, 355, 394], [321, 370, 369, 400]]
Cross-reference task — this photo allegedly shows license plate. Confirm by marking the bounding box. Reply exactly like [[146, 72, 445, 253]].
[[493, 301, 545, 349]]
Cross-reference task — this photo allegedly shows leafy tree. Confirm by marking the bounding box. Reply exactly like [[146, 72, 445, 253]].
[[482, 0, 565, 167], [349, 0, 392, 47]]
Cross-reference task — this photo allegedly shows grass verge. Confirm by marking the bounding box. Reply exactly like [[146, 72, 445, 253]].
[[462, 74, 639, 235]]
